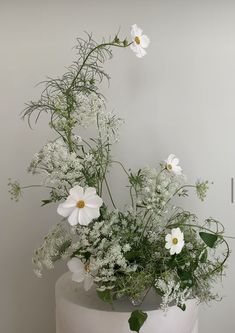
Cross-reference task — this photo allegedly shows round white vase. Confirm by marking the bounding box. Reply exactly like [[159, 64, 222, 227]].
[[55, 272, 198, 333]]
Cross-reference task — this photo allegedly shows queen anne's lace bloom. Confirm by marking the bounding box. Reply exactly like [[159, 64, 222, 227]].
[[28, 139, 82, 190]]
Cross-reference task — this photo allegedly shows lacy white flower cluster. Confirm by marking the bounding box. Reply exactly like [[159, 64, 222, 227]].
[[155, 274, 190, 311], [137, 165, 184, 213], [32, 224, 72, 277], [28, 139, 82, 191]]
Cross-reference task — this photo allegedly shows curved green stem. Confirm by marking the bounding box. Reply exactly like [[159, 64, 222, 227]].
[[104, 177, 116, 209]]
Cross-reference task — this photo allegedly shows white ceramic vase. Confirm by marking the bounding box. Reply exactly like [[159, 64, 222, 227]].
[[56, 272, 198, 333]]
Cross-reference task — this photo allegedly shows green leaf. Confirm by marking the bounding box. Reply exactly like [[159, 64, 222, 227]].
[[97, 289, 113, 304], [200, 249, 208, 263], [177, 269, 194, 287], [128, 310, 147, 333], [125, 250, 140, 262], [199, 232, 218, 248], [178, 303, 186, 311], [41, 199, 53, 206]]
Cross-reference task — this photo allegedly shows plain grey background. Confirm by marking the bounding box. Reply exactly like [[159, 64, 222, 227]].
[[1, 0, 235, 332]]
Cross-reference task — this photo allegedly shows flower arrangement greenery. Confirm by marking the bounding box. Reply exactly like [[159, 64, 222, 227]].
[[9, 25, 230, 332]]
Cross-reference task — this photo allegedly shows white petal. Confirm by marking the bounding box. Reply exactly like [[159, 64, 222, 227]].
[[135, 46, 147, 58], [166, 154, 175, 164], [84, 187, 96, 199], [69, 185, 84, 200], [130, 43, 138, 52], [84, 275, 93, 291], [78, 207, 94, 226], [175, 242, 184, 254], [165, 234, 172, 242], [170, 247, 176, 255], [68, 208, 79, 226], [140, 35, 150, 48], [131, 24, 142, 38], [85, 195, 103, 208], [67, 257, 84, 273], [165, 242, 171, 250], [171, 228, 181, 236], [72, 271, 85, 283], [172, 157, 179, 166], [57, 203, 74, 217], [61, 197, 77, 208], [78, 207, 100, 226], [173, 166, 182, 175]]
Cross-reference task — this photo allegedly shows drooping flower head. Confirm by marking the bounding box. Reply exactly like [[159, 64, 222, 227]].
[[165, 228, 185, 255], [130, 24, 150, 58], [165, 154, 182, 175], [67, 257, 95, 291], [57, 185, 103, 226]]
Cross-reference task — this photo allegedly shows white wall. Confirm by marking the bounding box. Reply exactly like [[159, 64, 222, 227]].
[[1, 0, 235, 332]]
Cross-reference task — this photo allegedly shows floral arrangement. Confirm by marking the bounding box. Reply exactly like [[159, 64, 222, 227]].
[[9, 25, 230, 332]]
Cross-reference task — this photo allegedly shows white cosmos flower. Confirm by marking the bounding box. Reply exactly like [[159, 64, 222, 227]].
[[165, 154, 182, 175], [165, 228, 185, 255], [57, 185, 103, 226], [130, 24, 150, 58], [67, 257, 95, 291]]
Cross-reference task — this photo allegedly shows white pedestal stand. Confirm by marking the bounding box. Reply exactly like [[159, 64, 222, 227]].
[[56, 272, 198, 333]]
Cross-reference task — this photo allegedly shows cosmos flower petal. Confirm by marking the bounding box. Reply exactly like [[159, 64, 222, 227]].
[[174, 166, 182, 175], [67, 257, 84, 273], [72, 272, 85, 283], [175, 242, 184, 254], [84, 187, 97, 199], [85, 195, 103, 208], [69, 185, 84, 200], [68, 208, 79, 226], [84, 275, 94, 291], [135, 47, 147, 58], [78, 207, 95, 226], [61, 197, 77, 208], [131, 24, 142, 37], [165, 234, 172, 242], [140, 35, 150, 48], [130, 43, 138, 52], [57, 203, 74, 217], [165, 242, 171, 250], [172, 157, 179, 165], [170, 247, 176, 255], [171, 228, 180, 236]]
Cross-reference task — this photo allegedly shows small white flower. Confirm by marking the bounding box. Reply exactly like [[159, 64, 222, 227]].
[[165, 154, 182, 175], [130, 24, 150, 58], [57, 185, 103, 226], [67, 257, 95, 291], [165, 228, 185, 255]]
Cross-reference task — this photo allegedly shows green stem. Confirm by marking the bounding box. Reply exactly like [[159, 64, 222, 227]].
[[21, 184, 56, 190], [104, 177, 116, 209], [111, 160, 130, 177], [68, 41, 132, 92]]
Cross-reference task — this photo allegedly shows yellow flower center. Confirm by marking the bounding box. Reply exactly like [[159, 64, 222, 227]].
[[84, 263, 90, 273], [167, 164, 172, 171], [172, 238, 178, 245], [76, 200, 85, 209], [134, 36, 141, 45]]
